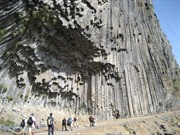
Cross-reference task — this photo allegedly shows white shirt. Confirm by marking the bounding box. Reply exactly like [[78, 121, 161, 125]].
[[32, 116, 36, 126]]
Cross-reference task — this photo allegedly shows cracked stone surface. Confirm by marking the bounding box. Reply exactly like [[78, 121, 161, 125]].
[[0, 0, 179, 120]]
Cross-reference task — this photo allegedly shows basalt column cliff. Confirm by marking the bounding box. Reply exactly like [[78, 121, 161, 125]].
[[0, 0, 179, 119]]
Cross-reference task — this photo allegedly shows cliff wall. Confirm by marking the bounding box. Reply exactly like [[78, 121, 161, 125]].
[[0, 0, 179, 120]]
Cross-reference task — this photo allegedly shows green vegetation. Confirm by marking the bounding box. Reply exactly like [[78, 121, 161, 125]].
[[123, 124, 135, 134], [25, 94, 29, 99], [14, 4, 58, 37], [166, 78, 180, 97], [24, 94, 29, 102], [0, 84, 7, 93], [7, 95, 13, 101], [173, 79, 180, 92], [5, 50, 13, 56], [15, 41, 23, 48], [145, 3, 154, 17], [13, 26, 27, 37], [0, 29, 6, 39], [0, 117, 15, 126]]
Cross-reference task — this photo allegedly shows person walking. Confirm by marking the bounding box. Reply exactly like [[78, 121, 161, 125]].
[[67, 116, 73, 131], [27, 113, 37, 135], [89, 114, 96, 127], [20, 115, 27, 135], [73, 116, 78, 128], [62, 117, 67, 131], [47, 113, 54, 135]]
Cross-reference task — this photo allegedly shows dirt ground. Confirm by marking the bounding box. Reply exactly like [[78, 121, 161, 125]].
[[2, 109, 180, 135]]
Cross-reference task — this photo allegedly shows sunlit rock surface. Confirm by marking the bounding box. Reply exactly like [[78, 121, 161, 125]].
[[0, 0, 179, 120]]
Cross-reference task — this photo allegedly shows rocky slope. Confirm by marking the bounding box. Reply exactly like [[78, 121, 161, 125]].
[[0, 0, 180, 120]]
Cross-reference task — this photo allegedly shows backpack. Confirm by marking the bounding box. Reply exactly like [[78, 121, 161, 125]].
[[67, 117, 72, 125], [27, 117, 33, 125], [62, 118, 66, 125], [20, 119, 25, 128], [74, 117, 77, 122], [47, 116, 53, 126], [89, 116, 94, 122]]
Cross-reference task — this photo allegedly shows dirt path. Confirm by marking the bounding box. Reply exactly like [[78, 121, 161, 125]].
[[34, 110, 180, 135], [1, 110, 180, 135]]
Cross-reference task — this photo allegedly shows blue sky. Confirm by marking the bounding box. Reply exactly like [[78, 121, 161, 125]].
[[152, 0, 180, 66]]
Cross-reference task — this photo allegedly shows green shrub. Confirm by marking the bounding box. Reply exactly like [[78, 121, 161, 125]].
[[0, 117, 15, 126], [165, 78, 180, 97], [7, 96, 13, 101], [25, 95, 29, 101], [0, 29, 6, 38], [174, 86, 179, 91], [0, 84, 7, 93], [171, 78, 180, 97], [15, 41, 23, 48], [174, 80, 180, 91], [5, 50, 13, 56]]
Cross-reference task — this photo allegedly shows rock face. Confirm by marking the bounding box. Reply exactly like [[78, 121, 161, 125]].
[[0, 0, 179, 119]]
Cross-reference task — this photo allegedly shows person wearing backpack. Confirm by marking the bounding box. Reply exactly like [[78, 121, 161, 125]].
[[67, 116, 73, 131], [73, 116, 78, 128], [89, 114, 96, 127], [20, 115, 27, 135], [27, 113, 37, 135], [47, 113, 54, 135], [62, 117, 67, 131]]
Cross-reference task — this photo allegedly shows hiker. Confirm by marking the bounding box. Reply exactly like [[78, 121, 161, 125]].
[[62, 118, 67, 131], [113, 110, 120, 119], [115, 110, 120, 119], [89, 115, 96, 127], [73, 116, 78, 128], [27, 113, 37, 135], [89, 115, 93, 127], [20, 115, 27, 135], [67, 116, 73, 131], [47, 113, 54, 135]]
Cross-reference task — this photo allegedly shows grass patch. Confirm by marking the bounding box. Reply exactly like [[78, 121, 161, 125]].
[[166, 78, 180, 97], [0, 117, 15, 126], [173, 78, 180, 95], [174, 79, 180, 89], [0, 84, 7, 93], [7, 96, 13, 101]]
